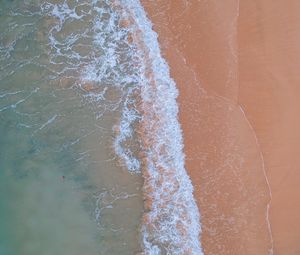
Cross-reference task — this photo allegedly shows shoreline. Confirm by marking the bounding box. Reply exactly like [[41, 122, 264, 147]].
[[141, 1, 274, 254], [115, 1, 203, 253]]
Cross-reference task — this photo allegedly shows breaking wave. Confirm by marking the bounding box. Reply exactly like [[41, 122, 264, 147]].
[[114, 1, 203, 254]]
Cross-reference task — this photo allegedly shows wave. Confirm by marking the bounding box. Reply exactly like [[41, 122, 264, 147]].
[[114, 1, 203, 254], [41, 0, 203, 254]]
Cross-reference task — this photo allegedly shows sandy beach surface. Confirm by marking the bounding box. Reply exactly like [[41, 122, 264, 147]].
[[239, 1, 300, 254], [142, 0, 300, 254]]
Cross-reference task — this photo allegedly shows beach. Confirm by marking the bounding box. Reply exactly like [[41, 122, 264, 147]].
[[1, 0, 300, 254], [142, 0, 300, 254]]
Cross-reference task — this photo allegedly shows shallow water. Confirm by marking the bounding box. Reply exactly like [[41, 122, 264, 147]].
[[0, 1, 143, 254], [0, 0, 203, 254]]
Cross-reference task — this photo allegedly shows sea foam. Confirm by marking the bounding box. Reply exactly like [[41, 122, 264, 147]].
[[115, 1, 203, 254]]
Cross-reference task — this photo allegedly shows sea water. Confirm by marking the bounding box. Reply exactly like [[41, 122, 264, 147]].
[[0, 1, 202, 254], [0, 1, 143, 254]]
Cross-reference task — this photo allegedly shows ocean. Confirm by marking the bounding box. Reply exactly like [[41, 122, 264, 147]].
[[0, 1, 202, 254]]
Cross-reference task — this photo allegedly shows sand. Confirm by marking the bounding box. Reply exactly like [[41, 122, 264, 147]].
[[141, 0, 300, 254], [239, 1, 300, 254]]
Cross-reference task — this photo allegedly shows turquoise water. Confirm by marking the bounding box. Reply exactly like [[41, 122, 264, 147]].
[[0, 1, 143, 254], [0, 0, 203, 254]]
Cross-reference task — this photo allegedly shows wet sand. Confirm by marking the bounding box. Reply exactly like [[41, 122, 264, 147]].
[[239, 1, 300, 254], [142, 0, 300, 254]]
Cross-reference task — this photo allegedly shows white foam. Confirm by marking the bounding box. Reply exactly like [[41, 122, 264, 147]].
[[113, 87, 142, 173], [42, 2, 83, 23], [116, 1, 203, 254]]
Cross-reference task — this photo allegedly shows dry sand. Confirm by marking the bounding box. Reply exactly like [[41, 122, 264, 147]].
[[142, 0, 300, 254]]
